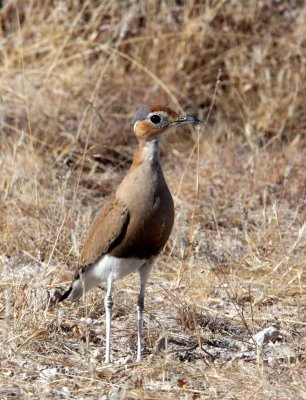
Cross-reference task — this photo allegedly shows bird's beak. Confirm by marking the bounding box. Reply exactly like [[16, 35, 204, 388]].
[[171, 115, 204, 126]]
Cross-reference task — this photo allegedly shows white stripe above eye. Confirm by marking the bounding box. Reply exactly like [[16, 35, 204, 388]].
[[147, 111, 168, 120]]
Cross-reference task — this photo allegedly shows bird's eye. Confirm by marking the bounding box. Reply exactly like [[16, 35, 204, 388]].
[[150, 115, 161, 124]]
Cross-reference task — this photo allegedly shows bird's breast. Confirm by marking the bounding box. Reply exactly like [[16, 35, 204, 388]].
[[113, 164, 174, 258]]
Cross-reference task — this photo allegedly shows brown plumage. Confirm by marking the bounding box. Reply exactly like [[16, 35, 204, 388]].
[[78, 142, 174, 273], [58, 104, 203, 363], [78, 198, 129, 276]]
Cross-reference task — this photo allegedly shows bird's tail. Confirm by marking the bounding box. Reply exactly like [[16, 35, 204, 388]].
[[57, 275, 84, 303], [57, 286, 72, 302], [57, 270, 94, 304]]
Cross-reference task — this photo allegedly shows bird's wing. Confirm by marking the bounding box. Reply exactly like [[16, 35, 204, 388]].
[[77, 197, 129, 275]]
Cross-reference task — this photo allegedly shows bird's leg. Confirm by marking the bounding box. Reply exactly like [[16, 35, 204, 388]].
[[104, 275, 113, 364], [137, 261, 153, 362], [136, 283, 146, 363]]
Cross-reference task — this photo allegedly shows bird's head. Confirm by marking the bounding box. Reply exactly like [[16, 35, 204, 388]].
[[132, 104, 203, 141]]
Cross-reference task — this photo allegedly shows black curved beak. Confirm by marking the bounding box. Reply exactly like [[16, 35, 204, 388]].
[[171, 115, 204, 126]]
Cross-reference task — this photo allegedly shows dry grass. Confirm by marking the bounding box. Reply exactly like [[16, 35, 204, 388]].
[[0, 1, 305, 399]]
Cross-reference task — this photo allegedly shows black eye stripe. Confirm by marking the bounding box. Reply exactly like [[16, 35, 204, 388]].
[[150, 115, 161, 124]]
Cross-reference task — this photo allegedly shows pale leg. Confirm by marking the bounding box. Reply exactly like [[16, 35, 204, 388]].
[[136, 260, 154, 362], [104, 275, 113, 363]]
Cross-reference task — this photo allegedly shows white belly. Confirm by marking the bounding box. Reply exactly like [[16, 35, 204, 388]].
[[69, 255, 146, 300], [90, 255, 146, 282]]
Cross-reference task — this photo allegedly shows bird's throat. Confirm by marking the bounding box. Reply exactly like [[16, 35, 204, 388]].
[[132, 139, 160, 168]]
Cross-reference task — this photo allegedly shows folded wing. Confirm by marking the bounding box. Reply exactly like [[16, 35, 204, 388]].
[[77, 197, 130, 276]]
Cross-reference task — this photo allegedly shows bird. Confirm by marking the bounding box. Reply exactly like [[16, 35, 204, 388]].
[[58, 104, 203, 363]]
